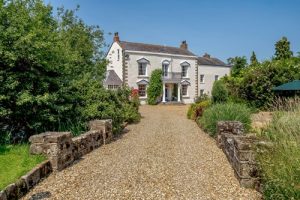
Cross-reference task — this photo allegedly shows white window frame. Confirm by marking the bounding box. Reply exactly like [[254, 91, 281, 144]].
[[181, 65, 188, 78], [138, 62, 147, 76], [200, 74, 205, 83], [215, 75, 219, 81], [182, 85, 188, 96], [162, 63, 169, 77], [138, 84, 147, 97], [200, 89, 204, 96]]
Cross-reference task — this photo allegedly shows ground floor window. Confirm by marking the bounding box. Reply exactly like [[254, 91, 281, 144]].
[[182, 85, 188, 96], [138, 84, 146, 97], [108, 85, 120, 90], [200, 89, 204, 96]]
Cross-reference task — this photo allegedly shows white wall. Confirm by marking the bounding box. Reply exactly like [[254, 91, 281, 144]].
[[106, 42, 123, 81], [126, 51, 197, 103], [198, 65, 231, 96]]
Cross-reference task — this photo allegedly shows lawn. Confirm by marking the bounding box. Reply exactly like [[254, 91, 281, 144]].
[[0, 145, 46, 190]]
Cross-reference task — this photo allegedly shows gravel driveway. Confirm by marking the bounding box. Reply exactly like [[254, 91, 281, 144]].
[[23, 105, 261, 200]]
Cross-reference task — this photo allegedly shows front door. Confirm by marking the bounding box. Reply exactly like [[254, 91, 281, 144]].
[[165, 87, 169, 101]]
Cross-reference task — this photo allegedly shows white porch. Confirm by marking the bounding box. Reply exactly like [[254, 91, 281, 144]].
[[162, 83, 181, 103]]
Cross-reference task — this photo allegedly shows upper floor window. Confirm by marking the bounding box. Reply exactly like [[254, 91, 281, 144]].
[[138, 63, 147, 76], [162, 63, 169, 77], [181, 66, 188, 78], [215, 75, 219, 81], [200, 74, 205, 83]]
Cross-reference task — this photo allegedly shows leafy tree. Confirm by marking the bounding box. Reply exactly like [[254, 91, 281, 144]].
[[250, 51, 259, 66], [147, 69, 163, 105], [274, 36, 293, 60], [0, 0, 139, 143], [211, 80, 228, 103], [227, 56, 248, 77]]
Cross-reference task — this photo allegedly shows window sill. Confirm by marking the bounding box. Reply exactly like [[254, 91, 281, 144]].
[[182, 95, 190, 98], [138, 75, 149, 78], [200, 82, 205, 84], [139, 96, 147, 99]]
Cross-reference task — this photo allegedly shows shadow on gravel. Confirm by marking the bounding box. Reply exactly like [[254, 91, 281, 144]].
[[112, 127, 130, 142], [28, 191, 51, 200]]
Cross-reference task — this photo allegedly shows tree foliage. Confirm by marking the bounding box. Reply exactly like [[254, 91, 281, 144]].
[[274, 36, 293, 60], [227, 56, 248, 77], [211, 80, 228, 103], [0, 0, 139, 143], [250, 51, 259, 66], [147, 69, 163, 105]]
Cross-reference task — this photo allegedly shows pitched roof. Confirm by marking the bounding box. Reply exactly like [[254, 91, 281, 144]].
[[104, 70, 122, 86], [119, 41, 196, 56], [273, 80, 300, 91], [197, 56, 228, 66]]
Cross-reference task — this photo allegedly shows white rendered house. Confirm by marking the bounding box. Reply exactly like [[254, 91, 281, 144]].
[[105, 32, 231, 104]]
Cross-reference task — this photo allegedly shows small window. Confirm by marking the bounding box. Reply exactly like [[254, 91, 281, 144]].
[[138, 84, 146, 97], [200, 89, 204, 96], [117, 49, 120, 61], [182, 85, 188, 96], [108, 85, 120, 90], [215, 75, 219, 81], [181, 66, 188, 77], [138, 63, 147, 76], [200, 74, 205, 83]]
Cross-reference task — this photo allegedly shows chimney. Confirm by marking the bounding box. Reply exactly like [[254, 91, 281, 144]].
[[113, 32, 120, 42], [203, 53, 210, 58], [180, 40, 188, 50]]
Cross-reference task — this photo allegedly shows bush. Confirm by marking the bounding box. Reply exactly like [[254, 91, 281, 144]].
[[211, 80, 229, 103], [198, 103, 252, 137], [147, 69, 163, 105], [195, 94, 209, 104], [187, 100, 211, 120], [257, 104, 300, 199]]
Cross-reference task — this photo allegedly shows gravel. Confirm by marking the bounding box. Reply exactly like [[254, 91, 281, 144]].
[[22, 105, 261, 200]]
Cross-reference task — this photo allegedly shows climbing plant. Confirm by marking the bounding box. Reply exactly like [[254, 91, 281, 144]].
[[147, 69, 163, 105]]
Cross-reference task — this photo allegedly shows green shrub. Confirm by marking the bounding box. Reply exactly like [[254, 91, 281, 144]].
[[198, 103, 252, 137], [122, 104, 141, 124], [211, 80, 229, 103], [147, 69, 163, 105], [187, 100, 211, 120], [257, 105, 300, 199], [195, 94, 209, 104]]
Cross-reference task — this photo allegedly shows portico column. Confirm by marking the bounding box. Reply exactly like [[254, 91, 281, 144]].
[[177, 83, 181, 102], [162, 83, 166, 102]]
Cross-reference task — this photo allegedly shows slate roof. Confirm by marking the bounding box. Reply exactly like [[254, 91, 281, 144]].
[[197, 56, 229, 66], [104, 70, 122, 86], [119, 41, 196, 56]]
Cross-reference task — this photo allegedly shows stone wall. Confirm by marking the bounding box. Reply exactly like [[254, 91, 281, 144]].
[[29, 119, 113, 171], [0, 119, 113, 200], [217, 121, 260, 188]]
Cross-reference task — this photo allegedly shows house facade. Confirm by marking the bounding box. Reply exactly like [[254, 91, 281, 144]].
[[105, 32, 231, 104]]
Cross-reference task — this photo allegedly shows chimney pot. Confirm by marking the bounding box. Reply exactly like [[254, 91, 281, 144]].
[[113, 32, 120, 42], [180, 40, 188, 50], [203, 53, 210, 58]]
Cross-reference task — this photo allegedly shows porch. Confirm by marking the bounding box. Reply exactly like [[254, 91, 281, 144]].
[[162, 72, 183, 103]]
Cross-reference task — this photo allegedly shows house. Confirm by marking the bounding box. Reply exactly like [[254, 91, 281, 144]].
[[105, 32, 230, 104]]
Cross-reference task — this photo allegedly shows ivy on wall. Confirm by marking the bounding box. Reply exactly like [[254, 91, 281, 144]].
[[147, 69, 163, 105]]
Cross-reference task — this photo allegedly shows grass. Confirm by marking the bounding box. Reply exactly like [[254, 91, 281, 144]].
[[198, 102, 252, 137], [0, 144, 46, 190], [256, 103, 300, 199]]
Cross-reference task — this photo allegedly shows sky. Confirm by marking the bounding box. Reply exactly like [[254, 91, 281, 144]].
[[44, 0, 300, 62]]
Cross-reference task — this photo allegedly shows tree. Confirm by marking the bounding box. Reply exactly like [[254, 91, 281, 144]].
[[211, 80, 228, 103], [250, 51, 259, 66], [274, 36, 293, 60], [227, 56, 248, 77], [147, 69, 163, 105]]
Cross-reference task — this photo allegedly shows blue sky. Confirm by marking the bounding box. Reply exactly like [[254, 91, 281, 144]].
[[45, 0, 300, 62]]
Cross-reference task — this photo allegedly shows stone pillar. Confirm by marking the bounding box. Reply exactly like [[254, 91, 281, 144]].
[[162, 83, 166, 102], [29, 132, 74, 171], [89, 119, 113, 144], [177, 83, 181, 102]]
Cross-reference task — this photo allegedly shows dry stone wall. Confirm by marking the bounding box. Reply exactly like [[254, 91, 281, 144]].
[[0, 119, 113, 200], [217, 121, 260, 189]]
